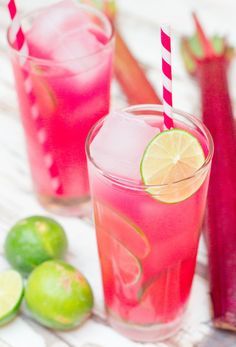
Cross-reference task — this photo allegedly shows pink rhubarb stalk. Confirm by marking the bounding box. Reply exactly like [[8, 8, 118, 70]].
[[181, 14, 236, 331], [114, 31, 161, 105]]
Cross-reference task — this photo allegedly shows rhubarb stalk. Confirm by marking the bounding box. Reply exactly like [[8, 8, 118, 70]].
[[114, 31, 161, 104], [181, 15, 236, 331]]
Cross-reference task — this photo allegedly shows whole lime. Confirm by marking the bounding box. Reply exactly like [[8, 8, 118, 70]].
[[4, 216, 68, 276], [25, 260, 93, 330]]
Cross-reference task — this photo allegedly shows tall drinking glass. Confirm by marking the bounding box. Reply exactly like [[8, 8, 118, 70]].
[[86, 105, 213, 341], [8, 2, 114, 216]]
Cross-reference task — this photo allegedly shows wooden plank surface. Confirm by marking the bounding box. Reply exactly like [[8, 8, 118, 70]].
[[0, 0, 236, 346]]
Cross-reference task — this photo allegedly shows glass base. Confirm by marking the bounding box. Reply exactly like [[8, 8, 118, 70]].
[[108, 311, 184, 342], [38, 194, 92, 218]]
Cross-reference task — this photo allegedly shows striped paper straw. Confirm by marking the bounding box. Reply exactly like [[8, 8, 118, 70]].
[[161, 25, 174, 129], [7, 0, 63, 195]]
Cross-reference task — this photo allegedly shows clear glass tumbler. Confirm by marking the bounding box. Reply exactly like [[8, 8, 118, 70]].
[[8, 2, 114, 216], [86, 105, 213, 341]]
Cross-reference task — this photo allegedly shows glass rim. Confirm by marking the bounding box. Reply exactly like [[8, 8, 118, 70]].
[[86, 104, 214, 191], [7, 3, 114, 66]]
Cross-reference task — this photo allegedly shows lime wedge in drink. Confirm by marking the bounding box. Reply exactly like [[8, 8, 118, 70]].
[[31, 68, 57, 116], [140, 129, 205, 203], [34, 78, 57, 115], [94, 202, 150, 259], [0, 270, 24, 326], [104, 231, 142, 286]]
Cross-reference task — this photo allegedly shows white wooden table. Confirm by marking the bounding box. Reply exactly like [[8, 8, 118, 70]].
[[0, 0, 236, 346]]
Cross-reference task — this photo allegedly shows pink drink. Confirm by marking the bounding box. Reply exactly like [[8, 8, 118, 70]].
[[86, 105, 213, 341], [9, 1, 114, 215]]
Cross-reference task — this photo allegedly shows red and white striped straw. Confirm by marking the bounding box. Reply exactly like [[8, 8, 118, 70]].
[[7, 0, 63, 195], [161, 25, 174, 129]]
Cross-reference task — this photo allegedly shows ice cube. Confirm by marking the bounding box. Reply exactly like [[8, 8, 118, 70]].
[[90, 112, 159, 181], [27, 0, 109, 75], [27, 0, 92, 59], [51, 25, 106, 73]]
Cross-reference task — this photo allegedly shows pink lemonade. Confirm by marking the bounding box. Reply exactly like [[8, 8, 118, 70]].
[[87, 105, 213, 341], [9, 0, 114, 215]]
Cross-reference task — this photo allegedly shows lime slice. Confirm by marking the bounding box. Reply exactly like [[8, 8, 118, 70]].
[[138, 271, 180, 323], [110, 236, 141, 286], [140, 129, 206, 203], [101, 230, 141, 286], [34, 79, 57, 115], [31, 69, 57, 116], [94, 202, 150, 259], [0, 270, 24, 326]]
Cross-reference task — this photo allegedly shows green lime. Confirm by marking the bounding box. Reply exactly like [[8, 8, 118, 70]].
[[140, 129, 205, 203], [25, 260, 93, 330], [0, 270, 24, 326], [4, 216, 68, 276]]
